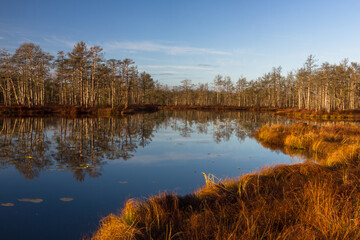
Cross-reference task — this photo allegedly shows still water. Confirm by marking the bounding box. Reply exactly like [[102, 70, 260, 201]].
[[0, 111, 297, 239]]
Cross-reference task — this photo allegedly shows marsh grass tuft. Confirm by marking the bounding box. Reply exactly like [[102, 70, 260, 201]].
[[255, 123, 360, 167], [90, 162, 360, 239]]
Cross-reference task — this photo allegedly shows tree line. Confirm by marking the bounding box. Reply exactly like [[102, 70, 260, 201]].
[[1, 42, 359, 111], [0, 42, 157, 108], [169, 55, 360, 112]]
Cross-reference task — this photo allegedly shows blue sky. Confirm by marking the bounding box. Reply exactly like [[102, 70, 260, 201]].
[[1, 0, 360, 86]]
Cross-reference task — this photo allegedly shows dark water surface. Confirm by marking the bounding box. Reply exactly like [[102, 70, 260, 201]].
[[0, 111, 298, 240]]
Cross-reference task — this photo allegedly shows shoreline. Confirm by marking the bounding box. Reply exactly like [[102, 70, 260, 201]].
[[1, 104, 359, 120], [0, 104, 159, 117], [89, 123, 360, 239]]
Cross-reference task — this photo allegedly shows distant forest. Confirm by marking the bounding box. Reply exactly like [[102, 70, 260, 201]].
[[1, 42, 359, 112]]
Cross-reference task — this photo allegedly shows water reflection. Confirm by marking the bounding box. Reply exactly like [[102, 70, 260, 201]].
[[0, 111, 290, 181]]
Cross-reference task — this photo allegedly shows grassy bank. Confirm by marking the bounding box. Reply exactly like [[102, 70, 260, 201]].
[[0, 104, 159, 117], [275, 108, 360, 121], [255, 123, 360, 166], [90, 123, 360, 239]]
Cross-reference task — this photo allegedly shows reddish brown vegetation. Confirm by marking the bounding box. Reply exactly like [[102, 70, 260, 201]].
[[159, 105, 281, 112], [0, 104, 159, 117], [2, 104, 360, 121]]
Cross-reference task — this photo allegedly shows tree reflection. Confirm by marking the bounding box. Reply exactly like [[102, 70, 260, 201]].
[[165, 111, 289, 143], [0, 118, 52, 179], [0, 111, 289, 181]]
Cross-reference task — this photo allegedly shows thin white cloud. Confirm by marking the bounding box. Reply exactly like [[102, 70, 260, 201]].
[[144, 65, 212, 70], [104, 41, 231, 56], [0, 36, 4, 40], [151, 71, 178, 76], [197, 63, 218, 67], [43, 36, 75, 48]]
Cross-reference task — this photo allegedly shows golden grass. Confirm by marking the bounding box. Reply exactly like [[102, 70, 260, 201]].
[[90, 123, 360, 239], [90, 162, 360, 240], [255, 123, 360, 167]]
